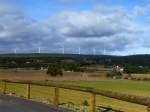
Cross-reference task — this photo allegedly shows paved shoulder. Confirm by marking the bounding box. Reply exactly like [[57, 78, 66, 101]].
[[0, 94, 71, 112]]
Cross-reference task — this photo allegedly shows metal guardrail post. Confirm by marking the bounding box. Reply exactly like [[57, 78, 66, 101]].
[[90, 93, 96, 112], [27, 83, 31, 99], [54, 87, 59, 107]]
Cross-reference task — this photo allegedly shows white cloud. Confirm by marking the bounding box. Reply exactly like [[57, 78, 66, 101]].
[[47, 8, 140, 51], [52, 11, 129, 37], [0, 3, 145, 54], [133, 4, 150, 16]]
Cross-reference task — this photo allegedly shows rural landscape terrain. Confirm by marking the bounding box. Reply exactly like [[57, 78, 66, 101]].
[[0, 54, 150, 112], [0, 0, 150, 112]]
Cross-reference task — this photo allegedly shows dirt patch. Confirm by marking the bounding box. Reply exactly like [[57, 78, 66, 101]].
[[0, 69, 107, 81]]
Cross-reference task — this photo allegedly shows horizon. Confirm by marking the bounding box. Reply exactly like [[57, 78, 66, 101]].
[[0, 52, 149, 57], [0, 0, 150, 55]]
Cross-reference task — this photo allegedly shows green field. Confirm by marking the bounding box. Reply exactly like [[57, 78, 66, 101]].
[[0, 80, 149, 112]]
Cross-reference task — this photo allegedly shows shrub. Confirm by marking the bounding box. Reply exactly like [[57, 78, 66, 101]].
[[107, 68, 122, 78], [62, 63, 81, 72], [47, 63, 63, 76], [82, 100, 89, 106], [124, 66, 149, 74]]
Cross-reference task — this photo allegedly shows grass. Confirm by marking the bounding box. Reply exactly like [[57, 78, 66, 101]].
[[0, 79, 149, 112], [60, 80, 150, 96], [131, 74, 150, 79]]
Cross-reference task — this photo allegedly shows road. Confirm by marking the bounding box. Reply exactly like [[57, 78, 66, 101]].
[[0, 94, 71, 112]]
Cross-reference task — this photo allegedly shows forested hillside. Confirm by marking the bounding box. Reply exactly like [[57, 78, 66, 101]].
[[0, 53, 150, 68]]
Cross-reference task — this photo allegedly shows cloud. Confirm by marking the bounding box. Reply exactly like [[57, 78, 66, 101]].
[[0, 3, 143, 54], [54, 11, 133, 37], [48, 7, 140, 51], [133, 4, 150, 16]]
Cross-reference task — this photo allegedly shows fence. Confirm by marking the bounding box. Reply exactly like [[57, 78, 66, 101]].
[[0, 80, 150, 112]]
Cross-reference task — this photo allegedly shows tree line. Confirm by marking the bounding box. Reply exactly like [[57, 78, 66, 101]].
[[47, 63, 82, 76], [1, 54, 150, 69]]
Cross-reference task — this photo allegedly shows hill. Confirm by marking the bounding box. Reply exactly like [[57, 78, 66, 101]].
[[0, 53, 150, 68]]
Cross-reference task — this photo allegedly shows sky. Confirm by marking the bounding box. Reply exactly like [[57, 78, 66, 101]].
[[0, 0, 150, 55]]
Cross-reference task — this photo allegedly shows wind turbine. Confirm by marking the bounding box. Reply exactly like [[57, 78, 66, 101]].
[[38, 47, 41, 54], [93, 48, 96, 55], [103, 48, 106, 55], [14, 48, 17, 54], [62, 46, 65, 54], [78, 47, 81, 55], [133, 52, 136, 55]]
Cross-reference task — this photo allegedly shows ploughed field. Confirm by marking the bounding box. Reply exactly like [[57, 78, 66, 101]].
[[0, 80, 149, 112]]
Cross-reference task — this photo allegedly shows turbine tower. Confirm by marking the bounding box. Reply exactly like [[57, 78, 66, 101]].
[[93, 48, 96, 55], [103, 48, 106, 55], [38, 47, 41, 54], [14, 48, 17, 54], [133, 52, 136, 55], [62, 46, 65, 54], [78, 47, 81, 55]]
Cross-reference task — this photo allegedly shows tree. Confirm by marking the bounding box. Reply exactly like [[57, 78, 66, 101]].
[[124, 66, 149, 74], [62, 63, 81, 72], [82, 100, 89, 106], [107, 68, 122, 78], [47, 64, 63, 76]]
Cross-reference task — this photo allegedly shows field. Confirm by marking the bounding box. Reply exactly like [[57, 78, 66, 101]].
[[0, 69, 149, 112], [0, 79, 149, 112], [0, 69, 107, 80], [131, 74, 150, 79]]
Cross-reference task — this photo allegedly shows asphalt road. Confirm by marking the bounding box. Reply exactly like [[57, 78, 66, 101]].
[[0, 94, 71, 112]]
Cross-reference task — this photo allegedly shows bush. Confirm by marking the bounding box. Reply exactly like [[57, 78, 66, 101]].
[[107, 68, 122, 78], [124, 66, 149, 74], [61, 63, 81, 72], [82, 100, 89, 106], [47, 63, 63, 76]]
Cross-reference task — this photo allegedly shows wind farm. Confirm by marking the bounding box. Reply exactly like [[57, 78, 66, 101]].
[[0, 0, 150, 112]]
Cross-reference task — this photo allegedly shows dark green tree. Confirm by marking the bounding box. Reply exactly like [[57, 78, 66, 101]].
[[62, 63, 81, 72], [124, 66, 149, 74], [107, 68, 122, 78], [82, 100, 89, 106], [47, 64, 63, 76]]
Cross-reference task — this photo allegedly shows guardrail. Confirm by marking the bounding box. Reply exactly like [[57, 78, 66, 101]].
[[0, 80, 150, 112]]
